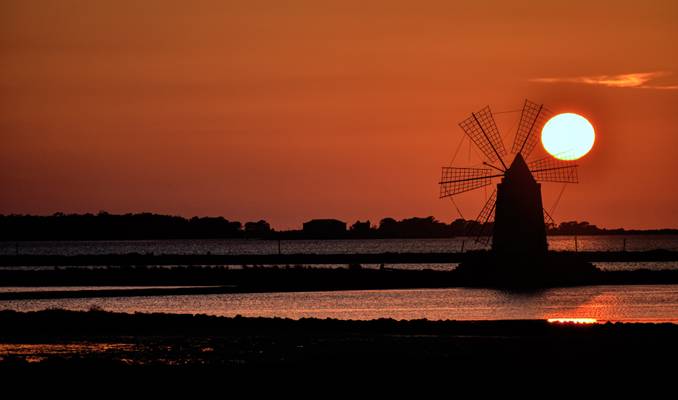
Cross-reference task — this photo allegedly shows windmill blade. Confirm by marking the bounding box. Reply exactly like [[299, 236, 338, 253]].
[[543, 208, 555, 227], [512, 99, 551, 158], [528, 157, 578, 184], [459, 106, 507, 169], [466, 189, 496, 244], [439, 167, 501, 198]]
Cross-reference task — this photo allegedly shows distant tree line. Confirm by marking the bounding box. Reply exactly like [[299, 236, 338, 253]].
[[0, 213, 675, 241], [0, 212, 266, 240], [545, 220, 677, 236]]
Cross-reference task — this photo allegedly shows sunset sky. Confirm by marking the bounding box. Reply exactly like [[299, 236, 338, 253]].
[[2, 0, 677, 229]]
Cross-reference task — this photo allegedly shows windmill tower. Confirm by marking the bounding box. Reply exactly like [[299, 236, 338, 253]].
[[439, 100, 578, 256]]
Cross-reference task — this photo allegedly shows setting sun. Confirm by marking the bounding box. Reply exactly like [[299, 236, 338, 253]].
[[541, 113, 596, 160]]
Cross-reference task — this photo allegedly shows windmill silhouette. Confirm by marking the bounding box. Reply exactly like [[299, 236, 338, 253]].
[[439, 100, 578, 255]]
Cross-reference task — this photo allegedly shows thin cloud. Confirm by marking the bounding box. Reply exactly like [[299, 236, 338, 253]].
[[531, 71, 678, 90]]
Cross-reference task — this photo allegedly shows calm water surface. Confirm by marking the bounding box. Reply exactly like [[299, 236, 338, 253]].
[[2, 237, 676, 323], [2, 236, 677, 272], [2, 285, 677, 323]]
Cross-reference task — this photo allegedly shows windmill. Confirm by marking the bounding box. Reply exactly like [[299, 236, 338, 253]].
[[439, 100, 578, 256]]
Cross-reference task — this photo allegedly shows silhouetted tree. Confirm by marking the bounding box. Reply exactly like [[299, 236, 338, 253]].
[[378, 218, 398, 237], [349, 220, 372, 237], [0, 212, 243, 240], [553, 221, 602, 235]]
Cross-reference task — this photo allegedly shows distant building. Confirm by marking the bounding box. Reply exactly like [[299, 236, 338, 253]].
[[302, 219, 347, 238], [244, 220, 272, 237]]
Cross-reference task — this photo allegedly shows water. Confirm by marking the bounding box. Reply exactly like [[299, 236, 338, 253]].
[[2, 285, 677, 323], [2, 237, 676, 322], [595, 261, 678, 271], [2, 235, 677, 256]]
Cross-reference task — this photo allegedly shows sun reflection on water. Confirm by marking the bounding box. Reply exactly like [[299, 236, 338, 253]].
[[547, 318, 598, 324]]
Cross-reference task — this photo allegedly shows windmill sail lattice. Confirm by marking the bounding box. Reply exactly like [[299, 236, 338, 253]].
[[528, 157, 578, 183], [439, 167, 499, 197], [543, 208, 555, 227], [512, 100, 551, 158], [458, 106, 507, 166], [468, 189, 496, 244]]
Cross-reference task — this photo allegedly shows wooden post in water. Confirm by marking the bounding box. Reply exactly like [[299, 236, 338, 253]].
[[623, 238, 627, 252], [278, 239, 281, 255], [461, 240, 465, 253], [574, 235, 578, 253]]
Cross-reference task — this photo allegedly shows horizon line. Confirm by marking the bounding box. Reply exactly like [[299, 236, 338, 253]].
[[1, 211, 676, 232]]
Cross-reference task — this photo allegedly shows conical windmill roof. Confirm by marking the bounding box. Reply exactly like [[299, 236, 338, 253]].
[[503, 153, 537, 186]]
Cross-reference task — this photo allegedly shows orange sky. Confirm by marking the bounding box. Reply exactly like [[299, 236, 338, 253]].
[[1, 0, 677, 229]]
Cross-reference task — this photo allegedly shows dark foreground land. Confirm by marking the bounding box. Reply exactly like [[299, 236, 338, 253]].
[[1, 310, 677, 376]]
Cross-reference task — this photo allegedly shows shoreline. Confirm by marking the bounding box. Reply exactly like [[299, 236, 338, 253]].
[[1, 309, 677, 372], [2, 249, 678, 267]]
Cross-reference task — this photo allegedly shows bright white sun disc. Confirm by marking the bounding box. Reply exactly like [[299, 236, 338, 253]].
[[541, 113, 595, 160]]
